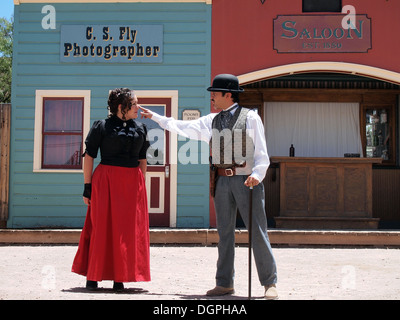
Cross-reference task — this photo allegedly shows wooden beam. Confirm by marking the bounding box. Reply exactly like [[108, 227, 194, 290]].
[[0, 104, 11, 226]]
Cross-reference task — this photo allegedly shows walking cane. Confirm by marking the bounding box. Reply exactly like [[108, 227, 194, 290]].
[[248, 186, 253, 300]]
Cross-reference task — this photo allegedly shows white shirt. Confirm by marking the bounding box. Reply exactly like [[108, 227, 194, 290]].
[[151, 103, 270, 182]]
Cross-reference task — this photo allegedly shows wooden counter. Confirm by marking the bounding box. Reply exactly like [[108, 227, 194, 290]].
[[270, 157, 382, 229]]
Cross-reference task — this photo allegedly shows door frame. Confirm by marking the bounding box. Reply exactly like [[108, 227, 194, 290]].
[[136, 90, 178, 227]]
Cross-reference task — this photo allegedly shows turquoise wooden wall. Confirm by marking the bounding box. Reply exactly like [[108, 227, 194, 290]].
[[10, 2, 211, 228]]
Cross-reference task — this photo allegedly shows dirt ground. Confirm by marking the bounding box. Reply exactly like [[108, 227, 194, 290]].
[[0, 245, 399, 300]]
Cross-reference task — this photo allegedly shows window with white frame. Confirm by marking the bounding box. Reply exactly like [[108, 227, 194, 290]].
[[34, 90, 91, 172]]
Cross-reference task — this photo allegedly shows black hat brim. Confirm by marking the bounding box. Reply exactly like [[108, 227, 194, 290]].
[[207, 87, 244, 93]]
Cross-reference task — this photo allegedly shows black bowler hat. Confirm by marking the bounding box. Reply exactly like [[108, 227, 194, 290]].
[[207, 74, 244, 93]]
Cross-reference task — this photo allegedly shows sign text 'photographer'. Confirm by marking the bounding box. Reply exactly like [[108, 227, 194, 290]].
[[61, 25, 163, 63]]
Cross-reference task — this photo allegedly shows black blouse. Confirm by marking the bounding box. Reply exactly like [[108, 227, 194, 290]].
[[83, 115, 150, 168]]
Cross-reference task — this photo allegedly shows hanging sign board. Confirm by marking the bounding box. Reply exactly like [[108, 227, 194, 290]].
[[273, 15, 371, 53], [60, 25, 163, 63], [182, 109, 201, 121]]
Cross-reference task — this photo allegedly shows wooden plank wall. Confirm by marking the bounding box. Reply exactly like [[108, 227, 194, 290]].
[[373, 169, 400, 222], [10, 2, 211, 228], [264, 167, 400, 226], [0, 103, 11, 228], [264, 165, 280, 221]]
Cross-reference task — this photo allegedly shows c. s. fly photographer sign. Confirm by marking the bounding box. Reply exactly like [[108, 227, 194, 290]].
[[60, 25, 163, 63]]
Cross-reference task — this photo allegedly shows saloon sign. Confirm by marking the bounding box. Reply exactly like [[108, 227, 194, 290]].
[[273, 15, 371, 53]]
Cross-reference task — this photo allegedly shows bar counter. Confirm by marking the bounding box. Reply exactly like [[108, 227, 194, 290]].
[[270, 157, 382, 229]]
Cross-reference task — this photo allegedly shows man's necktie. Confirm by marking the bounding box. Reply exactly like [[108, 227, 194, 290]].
[[220, 110, 232, 129]]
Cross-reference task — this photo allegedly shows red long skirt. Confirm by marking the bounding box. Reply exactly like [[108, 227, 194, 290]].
[[72, 164, 150, 282]]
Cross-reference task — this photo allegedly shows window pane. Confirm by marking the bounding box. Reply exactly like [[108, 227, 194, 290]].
[[265, 102, 362, 157], [43, 135, 82, 167], [303, 0, 342, 12], [365, 108, 390, 160], [44, 99, 83, 132]]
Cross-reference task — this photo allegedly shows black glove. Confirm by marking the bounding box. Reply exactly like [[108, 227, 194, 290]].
[[83, 183, 92, 199]]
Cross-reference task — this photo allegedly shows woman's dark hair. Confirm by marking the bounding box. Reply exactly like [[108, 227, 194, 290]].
[[107, 88, 135, 119]]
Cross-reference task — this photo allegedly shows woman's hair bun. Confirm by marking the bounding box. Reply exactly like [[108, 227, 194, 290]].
[[107, 88, 134, 116]]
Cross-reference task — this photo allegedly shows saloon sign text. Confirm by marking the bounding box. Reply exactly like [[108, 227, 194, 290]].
[[273, 15, 371, 53]]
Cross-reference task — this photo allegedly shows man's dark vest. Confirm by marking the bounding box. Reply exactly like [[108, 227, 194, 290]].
[[210, 106, 253, 169]]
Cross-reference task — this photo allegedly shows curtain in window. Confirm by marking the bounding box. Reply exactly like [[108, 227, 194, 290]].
[[265, 102, 362, 158], [44, 100, 82, 132], [43, 99, 83, 167], [43, 135, 82, 166]]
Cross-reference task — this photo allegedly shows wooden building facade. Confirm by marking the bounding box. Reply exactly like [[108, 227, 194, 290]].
[[8, 0, 212, 228], [6, 0, 400, 229], [210, 0, 400, 229]]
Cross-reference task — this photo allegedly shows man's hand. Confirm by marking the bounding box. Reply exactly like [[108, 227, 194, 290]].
[[139, 106, 154, 119], [244, 176, 260, 188]]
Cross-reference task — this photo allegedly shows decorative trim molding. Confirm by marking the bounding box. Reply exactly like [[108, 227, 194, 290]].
[[238, 62, 400, 86], [14, 0, 212, 5]]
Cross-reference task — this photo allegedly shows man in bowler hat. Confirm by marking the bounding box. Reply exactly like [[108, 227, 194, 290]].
[[139, 74, 278, 299]]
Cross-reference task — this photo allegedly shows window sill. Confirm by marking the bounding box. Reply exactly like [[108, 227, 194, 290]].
[[33, 169, 83, 173]]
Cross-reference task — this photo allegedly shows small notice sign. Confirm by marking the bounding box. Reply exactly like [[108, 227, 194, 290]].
[[182, 109, 201, 121]]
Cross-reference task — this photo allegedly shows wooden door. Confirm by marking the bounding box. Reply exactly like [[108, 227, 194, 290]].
[[138, 98, 171, 226]]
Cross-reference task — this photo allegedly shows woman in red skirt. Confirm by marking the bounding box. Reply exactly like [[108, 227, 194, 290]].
[[72, 88, 151, 291]]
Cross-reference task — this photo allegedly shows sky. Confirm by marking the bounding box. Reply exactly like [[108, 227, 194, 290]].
[[0, 0, 15, 21]]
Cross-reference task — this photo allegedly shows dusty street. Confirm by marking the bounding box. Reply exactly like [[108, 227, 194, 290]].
[[0, 245, 399, 301]]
